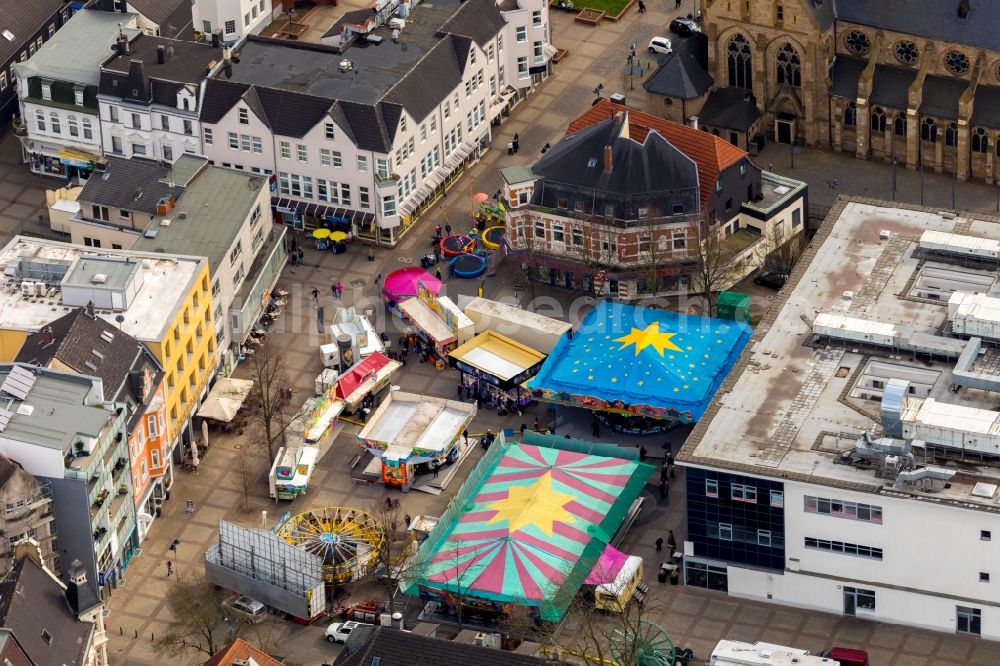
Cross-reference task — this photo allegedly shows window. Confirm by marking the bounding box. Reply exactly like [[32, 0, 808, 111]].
[[48, 23, 55, 38], [516, 26, 526, 43], [83, 118, 93, 140], [945, 122, 958, 147], [381, 195, 397, 216], [443, 100, 450, 120], [804, 496, 882, 523], [297, 144, 307, 162], [775, 43, 801, 87], [895, 40, 919, 65], [131, 142, 146, 156], [277, 173, 313, 198], [430, 116, 437, 133], [572, 228, 584, 246], [775, 4, 783, 21], [673, 231, 687, 249], [982, 530, 992, 541], [845, 30, 871, 56], [112, 136, 123, 154], [151, 448, 160, 468], [758, 530, 772, 547], [533, 220, 545, 239], [717, 523, 733, 541], [238, 107, 249, 124], [67, 115, 79, 137], [252, 5, 258, 19], [74, 88, 84, 106], [534, 41, 544, 63], [532, 9, 542, 26], [894, 115, 906, 137], [41, 81, 52, 100], [35, 111, 45, 132], [224, 20, 236, 35], [980, 572, 990, 583], [946, 50, 970, 76], [0, 72, 6, 92], [844, 587, 876, 614], [357, 155, 368, 171], [147, 414, 158, 439], [705, 479, 719, 498], [50, 113, 60, 134], [470, 48, 476, 65], [325, 122, 335, 139], [359, 186, 370, 208], [320, 148, 333, 166], [770, 489, 784, 507], [240, 134, 251, 152], [376, 158, 389, 179], [83, 237, 101, 248], [552, 225, 565, 243], [280, 141, 290, 159], [318, 179, 351, 205], [202, 20, 212, 33], [252, 136, 262, 153], [871, 107, 886, 132], [162, 143, 174, 161], [844, 102, 857, 126], [972, 127, 989, 153], [229, 241, 243, 265], [921, 117, 938, 142], [727, 35, 752, 89], [420, 124, 427, 142], [957, 607, 981, 635], [499, 35, 503, 51], [488, 44, 495, 62], [244, 12, 251, 27], [731, 483, 757, 503], [204, 127, 214, 144], [92, 205, 110, 221], [228, 132, 238, 149], [517, 56, 528, 76], [804, 537, 883, 560], [330, 150, 342, 167]]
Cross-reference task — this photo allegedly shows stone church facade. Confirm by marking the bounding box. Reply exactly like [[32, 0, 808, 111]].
[[701, 0, 1000, 182]]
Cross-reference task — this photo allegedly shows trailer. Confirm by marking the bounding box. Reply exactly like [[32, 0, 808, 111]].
[[268, 446, 321, 501]]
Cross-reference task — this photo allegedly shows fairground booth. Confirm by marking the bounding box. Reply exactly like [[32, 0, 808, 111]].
[[356, 391, 476, 490], [448, 331, 546, 409], [399, 282, 473, 369], [382, 267, 441, 316], [526, 301, 752, 434], [462, 297, 573, 354], [406, 431, 653, 622], [334, 351, 401, 414]]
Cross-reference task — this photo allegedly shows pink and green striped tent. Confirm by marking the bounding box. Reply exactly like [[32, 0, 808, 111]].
[[413, 433, 652, 620]]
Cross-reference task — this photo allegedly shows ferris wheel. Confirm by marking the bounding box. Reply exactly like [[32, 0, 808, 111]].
[[609, 620, 678, 666], [276, 506, 385, 583]]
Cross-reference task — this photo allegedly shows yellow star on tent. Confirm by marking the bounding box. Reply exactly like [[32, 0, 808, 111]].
[[587, 375, 594, 381], [614, 323, 682, 356], [486, 471, 575, 535], [610, 377, 618, 383]]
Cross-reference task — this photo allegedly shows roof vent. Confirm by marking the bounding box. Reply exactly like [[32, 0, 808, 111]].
[[91, 349, 104, 360], [1, 30, 14, 42], [972, 482, 997, 499], [143, 229, 158, 239], [339, 59, 354, 72], [15, 404, 33, 416], [100, 330, 114, 343], [160, 218, 172, 227], [587, 157, 598, 168], [91, 273, 108, 284], [84, 361, 98, 372]]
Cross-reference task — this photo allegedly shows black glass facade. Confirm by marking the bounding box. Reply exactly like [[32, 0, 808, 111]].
[[686, 467, 786, 571]]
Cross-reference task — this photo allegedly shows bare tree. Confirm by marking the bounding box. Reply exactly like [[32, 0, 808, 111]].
[[430, 545, 479, 629], [244, 338, 301, 461], [154, 573, 231, 657], [231, 443, 262, 512], [759, 223, 806, 277], [691, 220, 744, 315], [365, 502, 419, 616]]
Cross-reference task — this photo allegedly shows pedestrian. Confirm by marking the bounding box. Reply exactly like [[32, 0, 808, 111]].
[[435, 224, 442, 238], [435, 266, 442, 280], [638, 0, 646, 11], [166, 561, 173, 577], [432, 462, 440, 478], [445, 223, 452, 235], [520, 422, 527, 437], [666, 451, 676, 478], [513, 133, 519, 153], [675, 0, 680, 8], [507, 141, 514, 155], [331, 282, 338, 299], [534, 416, 540, 431], [336, 282, 344, 298], [639, 445, 648, 461], [297, 247, 304, 264], [627, 53, 634, 66], [311, 287, 319, 304], [660, 463, 669, 483], [658, 479, 667, 499], [655, 537, 663, 552], [433, 245, 442, 262], [667, 530, 677, 555], [463, 429, 469, 445], [404, 513, 412, 527]]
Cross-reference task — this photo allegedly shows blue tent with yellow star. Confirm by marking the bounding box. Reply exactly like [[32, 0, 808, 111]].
[[525, 301, 752, 424]]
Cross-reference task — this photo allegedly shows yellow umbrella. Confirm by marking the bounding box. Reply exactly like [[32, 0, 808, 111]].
[[312, 228, 331, 239], [329, 231, 348, 242]]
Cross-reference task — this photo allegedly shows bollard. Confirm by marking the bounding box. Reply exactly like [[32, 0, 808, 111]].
[[119, 626, 123, 636], [134, 629, 138, 639], [151, 632, 155, 642]]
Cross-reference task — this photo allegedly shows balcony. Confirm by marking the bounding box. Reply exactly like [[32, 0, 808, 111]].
[[374, 172, 399, 187], [229, 226, 288, 344]]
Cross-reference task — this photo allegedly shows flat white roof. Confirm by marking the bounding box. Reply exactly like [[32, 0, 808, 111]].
[[399, 298, 455, 343], [681, 201, 1000, 504], [813, 312, 898, 338], [902, 398, 1000, 437], [0, 236, 204, 342], [921, 229, 1000, 255], [464, 297, 574, 335], [358, 391, 475, 455], [950, 292, 1000, 324], [461, 346, 526, 380]]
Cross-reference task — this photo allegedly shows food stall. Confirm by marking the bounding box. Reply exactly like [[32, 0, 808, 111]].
[[356, 391, 476, 490], [334, 352, 401, 414], [268, 446, 322, 501], [448, 330, 545, 409], [584, 544, 646, 613], [398, 282, 473, 370], [300, 387, 345, 444], [382, 267, 441, 316]]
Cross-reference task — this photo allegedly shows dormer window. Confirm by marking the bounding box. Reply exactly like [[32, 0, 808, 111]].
[[400, 115, 407, 133], [238, 107, 248, 124], [41, 80, 51, 101], [73, 86, 84, 106]]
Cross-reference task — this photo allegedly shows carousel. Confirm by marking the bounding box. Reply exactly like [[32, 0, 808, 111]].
[[276, 506, 386, 583]]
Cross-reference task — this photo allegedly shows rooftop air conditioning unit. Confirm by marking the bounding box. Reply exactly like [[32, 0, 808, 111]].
[[160, 218, 172, 227], [339, 59, 353, 72], [20, 281, 36, 297], [178, 211, 187, 219], [34, 282, 47, 296], [388, 18, 405, 29]]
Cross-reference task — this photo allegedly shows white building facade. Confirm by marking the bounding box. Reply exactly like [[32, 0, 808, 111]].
[[192, 0, 272, 44], [199, 0, 554, 246]]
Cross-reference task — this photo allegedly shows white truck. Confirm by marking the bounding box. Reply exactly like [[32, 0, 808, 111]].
[[708, 640, 841, 666]]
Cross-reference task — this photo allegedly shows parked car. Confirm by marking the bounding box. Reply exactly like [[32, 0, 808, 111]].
[[326, 620, 364, 644], [821, 648, 869, 666], [222, 596, 267, 624], [669, 18, 701, 36], [647, 36, 672, 55], [753, 270, 788, 290]]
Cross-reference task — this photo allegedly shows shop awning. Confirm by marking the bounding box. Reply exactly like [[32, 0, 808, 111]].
[[196, 377, 254, 422], [445, 140, 477, 170], [58, 147, 101, 168]]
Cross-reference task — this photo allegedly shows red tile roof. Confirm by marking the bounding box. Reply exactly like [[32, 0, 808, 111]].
[[336, 351, 393, 400], [203, 639, 285, 666], [567, 99, 748, 208]]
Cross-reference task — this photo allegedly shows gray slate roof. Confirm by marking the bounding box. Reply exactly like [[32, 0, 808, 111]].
[[698, 86, 761, 131], [532, 115, 700, 195], [829, 56, 865, 100], [972, 85, 1000, 128], [77, 156, 182, 216], [643, 33, 713, 99], [919, 75, 966, 120], [0, 0, 65, 66], [836, 0, 999, 52], [335, 626, 548, 666], [0, 557, 95, 666], [99, 34, 222, 106]]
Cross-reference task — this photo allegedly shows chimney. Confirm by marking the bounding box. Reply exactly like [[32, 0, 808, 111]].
[[86, 301, 96, 318], [157, 45, 166, 64], [13, 539, 43, 569], [117, 25, 131, 56], [689, 115, 699, 130], [41, 326, 54, 347], [603, 145, 613, 174], [65, 559, 95, 616]]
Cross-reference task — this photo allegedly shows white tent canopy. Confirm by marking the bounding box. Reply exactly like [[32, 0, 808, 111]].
[[197, 377, 254, 422]]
